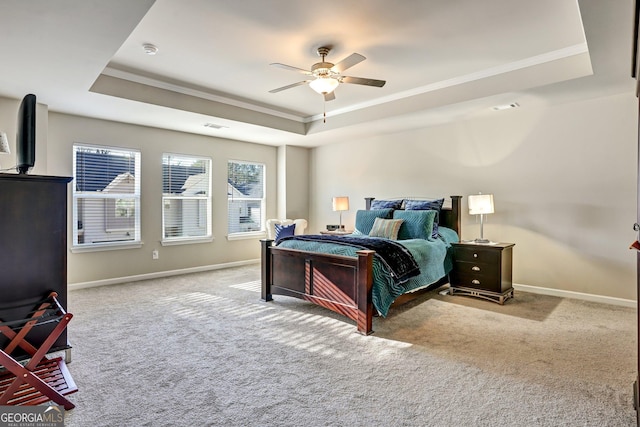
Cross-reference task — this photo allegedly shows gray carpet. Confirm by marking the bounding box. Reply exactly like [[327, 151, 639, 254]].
[[59, 265, 636, 426]]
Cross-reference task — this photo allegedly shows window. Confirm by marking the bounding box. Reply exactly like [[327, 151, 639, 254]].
[[162, 154, 212, 243], [72, 144, 141, 249], [227, 161, 265, 235]]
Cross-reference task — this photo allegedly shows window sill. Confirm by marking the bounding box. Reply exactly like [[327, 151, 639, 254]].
[[227, 231, 266, 241], [70, 241, 143, 253], [161, 236, 214, 246]]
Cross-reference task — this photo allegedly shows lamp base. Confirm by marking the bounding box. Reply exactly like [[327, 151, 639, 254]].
[[473, 238, 494, 245]]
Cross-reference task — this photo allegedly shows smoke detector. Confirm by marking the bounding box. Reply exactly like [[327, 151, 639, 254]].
[[142, 43, 158, 55]]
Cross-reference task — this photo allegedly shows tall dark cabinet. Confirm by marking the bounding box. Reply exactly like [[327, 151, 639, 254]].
[[0, 174, 72, 354]]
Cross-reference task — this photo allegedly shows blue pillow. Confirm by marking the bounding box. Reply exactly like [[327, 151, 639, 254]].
[[393, 210, 437, 240], [274, 223, 296, 242], [370, 199, 403, 210], [404, 198, 444, 237], [404, 199, 444, 211], [353, 208, 394, 235]]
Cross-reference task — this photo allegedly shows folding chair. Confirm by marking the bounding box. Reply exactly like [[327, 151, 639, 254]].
[[0, 292, 77, 409]]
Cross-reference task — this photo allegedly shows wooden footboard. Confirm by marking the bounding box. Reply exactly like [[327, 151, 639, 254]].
[[261, 239, 376, 335]]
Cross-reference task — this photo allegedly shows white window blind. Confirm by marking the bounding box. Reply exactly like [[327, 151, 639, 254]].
[[162, 154, 212, 242], [72, 144, 141, 248], [227, 161, 265, 235]]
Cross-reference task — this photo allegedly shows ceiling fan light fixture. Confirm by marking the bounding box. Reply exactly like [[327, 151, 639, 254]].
[[309, 77, 339, 94]]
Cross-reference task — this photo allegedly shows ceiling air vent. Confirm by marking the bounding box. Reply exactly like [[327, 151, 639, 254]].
[[204, 123, 228, 130], [492, 102, 519, 111]]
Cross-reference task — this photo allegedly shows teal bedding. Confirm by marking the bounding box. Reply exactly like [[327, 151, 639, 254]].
[[276, 227, 459, 317]]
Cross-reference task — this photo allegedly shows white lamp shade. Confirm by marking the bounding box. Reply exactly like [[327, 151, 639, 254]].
[[309, 77, 339, 94], [468, 194, 494, 215], [332, 196, 349, 212], [0, 132, 9, 154]]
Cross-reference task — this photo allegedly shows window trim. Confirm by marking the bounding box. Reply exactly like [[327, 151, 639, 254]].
[[161, 153, 213, 245], [70, 241, 143, 253], [72, 143, 141, 251], [160, 236, 214, 247], [227, 230, 266, 241], [227, 160, 266, 237]]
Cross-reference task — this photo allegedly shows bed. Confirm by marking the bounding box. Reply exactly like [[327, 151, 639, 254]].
[[260, 196, 462, 335]]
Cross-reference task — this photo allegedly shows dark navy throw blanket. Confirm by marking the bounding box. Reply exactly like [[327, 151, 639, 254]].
[[278, 235, 420, 283]]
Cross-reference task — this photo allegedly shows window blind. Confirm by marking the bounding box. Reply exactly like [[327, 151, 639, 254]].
[[227, 161, 265, 234], [72, 144, 141, 247], [162, 154, 212, 241]]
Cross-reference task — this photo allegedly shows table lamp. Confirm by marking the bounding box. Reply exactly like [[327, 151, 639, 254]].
[[468, 193, 494, 244], [332, 196, 349, 231], [0, 131, 10, 169]]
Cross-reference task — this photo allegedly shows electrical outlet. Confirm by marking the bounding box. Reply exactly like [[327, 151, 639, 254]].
[[152, 250, 159, 260]]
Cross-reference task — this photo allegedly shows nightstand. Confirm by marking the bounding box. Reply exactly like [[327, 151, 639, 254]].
[[448, 242, 515, 304], [319, 230, 352, 235]]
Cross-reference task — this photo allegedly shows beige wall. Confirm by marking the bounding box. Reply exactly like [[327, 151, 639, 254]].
[[1, 91, 637, 301], [283, 145, 310, 220], [44, 112, 277, 285], [309, 92, 638, 301], [275, 145, 310, 221]]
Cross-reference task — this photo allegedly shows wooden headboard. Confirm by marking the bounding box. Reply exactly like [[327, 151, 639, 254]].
[[364, 196, 462, 236]]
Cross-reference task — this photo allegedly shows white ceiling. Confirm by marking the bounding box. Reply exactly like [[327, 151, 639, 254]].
[[0, 0, 634, 147]]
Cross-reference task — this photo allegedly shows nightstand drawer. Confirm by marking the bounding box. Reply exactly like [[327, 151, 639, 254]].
[[452, 260, 499, 277], [452, 246, 500, 264], [449, 271, 502, 293]]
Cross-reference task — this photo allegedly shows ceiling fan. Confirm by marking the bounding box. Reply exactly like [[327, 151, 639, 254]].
[[269, 46, 386, 102]]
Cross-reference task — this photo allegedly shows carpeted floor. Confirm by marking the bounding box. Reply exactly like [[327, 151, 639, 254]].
[[60, 264, 636, 426]]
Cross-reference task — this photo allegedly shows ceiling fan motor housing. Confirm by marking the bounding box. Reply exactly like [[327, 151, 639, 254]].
[[317, 46, 332, 57], [311, 62, 336, 77]]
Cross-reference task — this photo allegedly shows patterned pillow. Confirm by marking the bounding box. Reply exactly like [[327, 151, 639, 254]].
[[368, 218, 404, 240], [353, 208, 394, 235], [274, 223, 296, 242], [370, 199, 403, 210], [404, 198, 444, 237], [404, 198, 444, 211], [393, 210, 437, 240]]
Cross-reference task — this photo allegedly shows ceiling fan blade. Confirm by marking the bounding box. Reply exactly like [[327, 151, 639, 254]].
[[269, 80, 311, 93], [331, 53, 365, 73], [324, 92, 336, 102], [270, 63, 313, 75], [341, 76, 386, 87]]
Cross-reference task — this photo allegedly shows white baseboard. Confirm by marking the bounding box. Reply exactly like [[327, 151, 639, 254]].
[[69, 259, 260, 291], [69, 266, 637, 309], [513, 283, 636, 308]]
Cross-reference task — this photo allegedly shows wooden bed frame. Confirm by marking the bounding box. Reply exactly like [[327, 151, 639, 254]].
[[261, 196, 462, 335]]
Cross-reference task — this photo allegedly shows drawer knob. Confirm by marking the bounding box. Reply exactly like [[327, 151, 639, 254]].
[[473, 253, 478, 258], [471, 266, 480, 271], [471, 279, 480, 285]]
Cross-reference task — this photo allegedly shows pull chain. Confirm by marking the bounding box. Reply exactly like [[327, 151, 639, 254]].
[[323, 99, 326, 123]]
